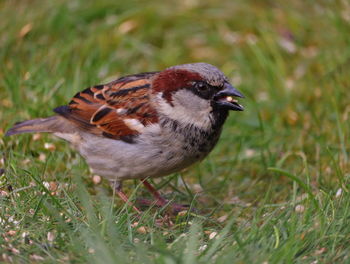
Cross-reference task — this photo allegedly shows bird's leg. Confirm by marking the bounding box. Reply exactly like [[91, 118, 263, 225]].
[[140, 179, 190, 214], [111, 180, 141, 214], [141, 179, 168, 207]]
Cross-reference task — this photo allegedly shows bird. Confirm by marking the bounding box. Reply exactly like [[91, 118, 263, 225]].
[[6, 62, 244, 213]]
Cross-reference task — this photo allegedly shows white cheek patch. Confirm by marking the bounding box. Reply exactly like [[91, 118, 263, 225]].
[[156, 92, 213, 129], [124, 118, 145, 132]]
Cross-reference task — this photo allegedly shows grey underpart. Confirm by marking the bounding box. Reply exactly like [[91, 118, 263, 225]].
[[59, 114, 224, 182]]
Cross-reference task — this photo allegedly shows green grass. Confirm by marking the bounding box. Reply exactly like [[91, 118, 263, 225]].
[[1, 0, 349, 263]]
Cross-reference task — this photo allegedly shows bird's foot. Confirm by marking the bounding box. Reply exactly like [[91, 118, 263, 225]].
[[136, 197, 195, 215]]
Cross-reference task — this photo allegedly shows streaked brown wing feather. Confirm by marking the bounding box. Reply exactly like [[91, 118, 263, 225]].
[[54, 73, 159, 140]]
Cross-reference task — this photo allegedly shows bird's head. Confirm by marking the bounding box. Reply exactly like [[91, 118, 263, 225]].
[[151, 62, 244, 129]]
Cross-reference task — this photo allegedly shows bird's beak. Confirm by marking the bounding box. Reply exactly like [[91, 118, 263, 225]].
[[213, 82, 244, 111]]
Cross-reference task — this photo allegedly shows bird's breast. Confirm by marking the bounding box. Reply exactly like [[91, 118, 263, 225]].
[[71, 118, 222, 181]]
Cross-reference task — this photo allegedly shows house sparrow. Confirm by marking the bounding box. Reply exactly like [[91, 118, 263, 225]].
[[6, 63, 244, 213]]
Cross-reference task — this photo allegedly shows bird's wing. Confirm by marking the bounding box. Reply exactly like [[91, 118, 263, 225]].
[[54, 72, 159, 142]]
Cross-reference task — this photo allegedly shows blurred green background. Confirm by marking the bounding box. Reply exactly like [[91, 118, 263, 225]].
[[0, 0, 349, 263]]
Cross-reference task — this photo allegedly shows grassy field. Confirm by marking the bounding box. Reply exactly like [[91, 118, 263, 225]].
[[0, 0, 349, 263]]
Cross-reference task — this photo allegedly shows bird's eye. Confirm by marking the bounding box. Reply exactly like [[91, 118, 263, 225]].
[[194, 81, 209, 92]]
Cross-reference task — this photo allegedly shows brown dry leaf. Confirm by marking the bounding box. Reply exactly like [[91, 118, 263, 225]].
[[22, 158, 31, 165], [118, 20, 138, 34], [24, 72, 31, 80], [286, 109, 298, 125], [137, 226, 147, 234], [315, 247, 326, 255], [177, 210, 188, 217], [32, 133, 41, 141], [336, 188, 342, 198], [2, 254, 13, 262], [10, 247, 20, 254], [1, 99, 13, 108], [217, 214, 228, 223], [209, 231, 217, 240], [285, 78, 295, 90], [300, 46, 318, 58], [225, 196, 250, 207], [278, 37, 297, 53], [295, 205, 305, 213], [258, 91, 269, 101], [185, 35, 206, 49], [191, 184, 203, 193], [30, 254, 45, 261], [7, 230, 16, 236], [49, 182, 58, 192], [47, 231, 55, 242], [131, 222, 139, 228], [0, 190, 9, 197], [19, 23, 33, 38], [44, 142, 56, 151], [218, 24, 242, 45], [92, 175, 102, 185], [244, 149, 256, 158], [38, 153, 46, 162], [245, 33, 258, 45], [294, 64, 306, 79]]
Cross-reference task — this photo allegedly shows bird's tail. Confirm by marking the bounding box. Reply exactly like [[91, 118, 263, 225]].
[[5, 116, 67, 136]]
